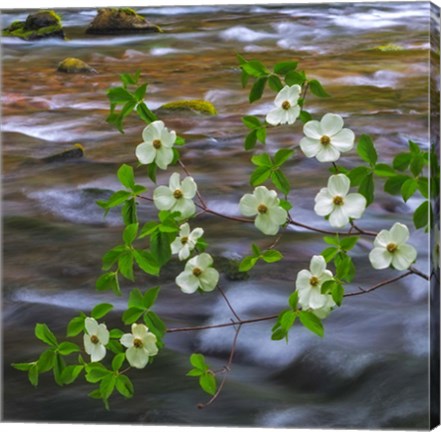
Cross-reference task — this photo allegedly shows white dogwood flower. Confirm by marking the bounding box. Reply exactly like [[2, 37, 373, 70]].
[[171, 223, 204, 261], [296, 255, 335, 310], [120, 323, 158, 369], [175, 253, 219, 294], [239, 186, 288, 235], [369, 222, 417, 271], [153, 172, 197, 219], [300, 113, 355, 162], [266, 85, 301, 126], [83, 317, 109, 363], [314, 174, 366, 228], [135, 120, 176, 170]]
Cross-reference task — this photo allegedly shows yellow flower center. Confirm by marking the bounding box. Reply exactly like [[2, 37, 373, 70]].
[[173, 189, 183, 199], [387, 243, 398, 253], [282, 101, 291, 110], [193, 267, 202, 277], [133, 338, 143, 348], [333, 195, 344, 206], [181, 236, 189, 245], [309, 276, 320, 287], [90, 335, 99, 344], [320, 135, 331, 145], [153, 139, 162, 149], [258, 204, 268, 214]]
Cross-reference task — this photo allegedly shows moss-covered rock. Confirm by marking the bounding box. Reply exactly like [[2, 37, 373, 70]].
[[57, 57, 96, 74], [375, 43, 404, 52], [86, 8, 162, 35], [158, 100, 217, 116], [3, 10, 65, 40]]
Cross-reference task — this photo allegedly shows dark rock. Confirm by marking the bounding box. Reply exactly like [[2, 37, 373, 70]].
[[86, 8, 162, 35], [42, 144, 84, 163]]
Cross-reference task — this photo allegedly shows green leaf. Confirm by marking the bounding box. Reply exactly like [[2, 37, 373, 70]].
[[249, 77, 267, 103], [299, 311, 324, 337], [122, 307, 145, 325], [61, 365, 83, 385], [133, 249, 160, 276], [251, 243, 261, 256], [244, 129, 258, 150], [308, 79, 330, 97], [112, 353, 126, 371], [186, 368, 203, 377], [12, 362, 34, 372], [335, 254, 356, 283], [323, 236, 339, 246], [410, 154, 425, 177], [28, 364, 39, 387], [58, 342, 80, 356], [374, 163, 396, 177], [256, 127, 266, 144], [139, 221, 159, 238], [321, 246, 339, 263], [109, 329, 124, 339], [96, 272, 120, 296], [150, 231, 172, 267], [123, 223, 139, 245], [250, 166, 271, 186], [66, 315, 85, 337], [359, 173, 374, 206], [239, 256, 258, 272], [97, 190, 132, 210], [279, 309, 296, 331], [288, 291, 299, 309], [120, 72, 139, 87], [107, 87, 135, 104], [320, 279, 337, 295], [100, 374, 116, 401], [91, 303, 114, 320], [118, 251, 134, 281], [128, 288, 144, 309], [102, 245, 126, 270], [279, 199, 292, 211], [136, 102, 157, 124], [418, 177, 429, 198], [116, 375, 134, 398], [134, 83, 147, 102], [242, 115, 261, 129], [251, 152, 272, 167], [241, 60, 268, 78], [331, 283, 344, 306], [357, 135, 377, 166], [274, 61, 298, 75], [299, 110, 312, 124], [53, 353, 66, 386], [241, 68, 249, 88], [273, 149, 294, 167], [348, 166, 371, 187], [37, 349, 55, 373], [190, 353, 207, 371], [199, 373, 217, 396], [409, 140, 420, 154], [147, 162, 157, 183], [339, 236, 359, 251], [401, 178, 418, 202], [117, 164, 135, 190], [384, 175, 411, 195], [393, 152, 412, 171], [271, 328, 287, 341], [413, 200, 429, 229], [285, 70, 306, 86], [268, 74, 284, 92], [261, 249, 283, 263], [143, 286, 160, 309], [144, 311, 166, 341], [35, 323, 58, 347], [271, 169, 290, 195], [85, 364, 111, 383]]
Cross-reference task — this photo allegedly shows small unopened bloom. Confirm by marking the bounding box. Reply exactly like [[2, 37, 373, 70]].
[[171, 223, 204, 261], [135, 120, 176, 170], [300, 113, 355, 162], [175, 253, 219, 294], [120, 323, 158, 369], [83, 317, 109, 363], [239, 186, 287, 235], [314, 174, 366, 228], [266, 85, 301, 126], [369, 222, 417, 271]]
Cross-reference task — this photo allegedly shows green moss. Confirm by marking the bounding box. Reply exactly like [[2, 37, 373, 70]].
[[159, 100, 217, 115], [375, 43, 404, 52], [57, 57, 95, 73], [39, 9, 62, 24]]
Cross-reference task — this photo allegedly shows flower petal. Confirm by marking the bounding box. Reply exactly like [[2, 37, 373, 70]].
[[153, 186, 175, 210], [330, 128, 355, 152], [120, 333, 134, 349], [296, 269, 312, 291], [329, 206, 349, 228], [84, 335, 94, 355], [189, 227, 204, 241], [392, 244, 417, 270], [142, 333, 158, 356], [136, 142, 156, 165], [343, 193, 367, 219], [274, 86, 291, 106], [308, 288, 328, 309], [169, 172, 181, 190], [300, 137, 322, 158], [178, 244, 191, 261], [161, 128, 176, 148], [132, 323, 148, 339], [155, 147, 174, 170], [255, 213, 278, 235], [90, 344, 106, 363], [173, 198, 195, 219], [287, 84, 301, 102], [316, 144, 341, 162], [390, 222, 410, 245], [266, 107, 285, 126], [374, 229, 392, 248], [126, 346, 149, 369], [327, 174, 350, 197], [314, 190, 334, 216], [181, 177, 197, 199], [199, 267, 219, 292], [310, 255, 326, 276], [286, 105, 300, 125], [176, 271, 200, 294], [85, 317, 99, 335], [171, 237, 182, 255], [180, 223, 190, 237], [269, 206, 288, 226], [369, 247, 392, 269], [97, 324, 109, 345], [303, 120, 322, 139], [194, 252, 213, 269], [239, 193, 258, 217], [142, 121, 164, 142], [320, 113, 344, 136]]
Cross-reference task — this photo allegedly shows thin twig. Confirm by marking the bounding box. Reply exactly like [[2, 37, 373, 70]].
[[217, 285, 241, 321], [178, 160, 208, 209]]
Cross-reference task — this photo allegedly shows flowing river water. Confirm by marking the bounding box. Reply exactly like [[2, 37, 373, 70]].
[[1, 2, 436, 427]]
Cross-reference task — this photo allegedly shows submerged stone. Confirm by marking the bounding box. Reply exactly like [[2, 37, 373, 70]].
[[57, 58, 97, 74], [158, 100, 217, 116], [42, 144, 85, 163], [3, 10, 65, 40], [86, 8, 162, 35]]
